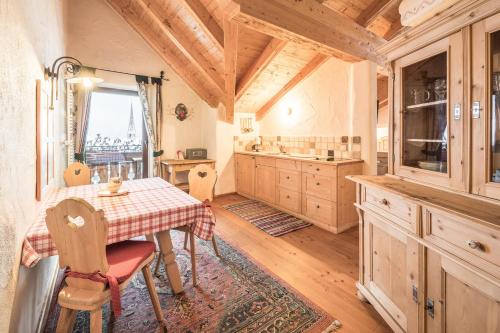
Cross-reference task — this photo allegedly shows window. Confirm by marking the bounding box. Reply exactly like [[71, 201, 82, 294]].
[[84, 88, 146, 183]]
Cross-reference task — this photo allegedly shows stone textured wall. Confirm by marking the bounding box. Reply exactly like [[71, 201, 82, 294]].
[[0, 1, 68, 331]]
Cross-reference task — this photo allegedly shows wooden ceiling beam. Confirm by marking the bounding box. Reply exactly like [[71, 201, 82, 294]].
[[223, 19, 238, 123], [356, 0, 398, 28], [229, 0, 385, 65], [139, 0, 225, 94], [180, 0, 224, 51], [235, 38, 287, 102], [256, 54, 329, 121], [384, 20, 405, 40], [106, 0, 220, 107]]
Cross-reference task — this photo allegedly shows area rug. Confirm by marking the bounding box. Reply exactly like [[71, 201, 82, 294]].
[[44, 231, 332, 332], [223, 200, 312, 236]]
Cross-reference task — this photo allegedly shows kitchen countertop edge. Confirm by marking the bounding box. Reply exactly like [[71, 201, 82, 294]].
[[234, 151, 363, 166]]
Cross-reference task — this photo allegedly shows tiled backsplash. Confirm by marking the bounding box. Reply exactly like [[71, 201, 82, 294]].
[[234, 135, 362, 159]]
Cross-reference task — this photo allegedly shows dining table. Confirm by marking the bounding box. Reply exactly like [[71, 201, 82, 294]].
[[21, 177, 215, 294]]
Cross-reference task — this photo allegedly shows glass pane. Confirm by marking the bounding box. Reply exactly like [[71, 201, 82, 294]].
[[402, 52, 448, 173], [491, 30, 500, 182]]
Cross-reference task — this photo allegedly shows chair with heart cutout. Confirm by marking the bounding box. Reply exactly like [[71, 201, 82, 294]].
[[64, 162, 91, 187]]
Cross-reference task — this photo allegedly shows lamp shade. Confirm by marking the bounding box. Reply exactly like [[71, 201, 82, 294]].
[[66, 66, 103, 87]]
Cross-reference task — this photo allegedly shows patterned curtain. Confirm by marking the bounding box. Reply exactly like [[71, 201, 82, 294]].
[[73, 85, 93, 162], [136, 77, 164, 176]]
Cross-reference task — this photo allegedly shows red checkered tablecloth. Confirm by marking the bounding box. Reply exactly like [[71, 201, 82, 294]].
[[21, 177, 215, 268]]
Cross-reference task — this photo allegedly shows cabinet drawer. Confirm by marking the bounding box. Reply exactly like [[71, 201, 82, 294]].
[[302, 173, 336, 201], [301, 162, 336, 177], [424, 207, 500, 270], [276, 158, 301, 171], [255, 156, 276, 167], [362, 186, 418, 234], [277, 188, 301, 213], [303, 195, 335, 225], [277, 169, 300, 191]]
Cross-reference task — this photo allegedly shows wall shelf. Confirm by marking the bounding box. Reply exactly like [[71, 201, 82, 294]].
[[406, 100, 447, 110]]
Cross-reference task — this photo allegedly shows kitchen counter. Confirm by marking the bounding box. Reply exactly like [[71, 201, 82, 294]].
[[234, 151, 363, 166]]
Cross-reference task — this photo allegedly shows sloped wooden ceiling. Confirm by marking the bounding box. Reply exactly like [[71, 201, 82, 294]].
[[106, 0, 404, 122]]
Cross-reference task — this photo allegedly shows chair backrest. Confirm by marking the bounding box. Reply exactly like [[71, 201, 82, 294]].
[[64, 162, 91, 187], [188, 164, 217, 202], [46, 198, 109, 290]]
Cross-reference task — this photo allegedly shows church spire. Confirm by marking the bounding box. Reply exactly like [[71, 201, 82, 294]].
[[127, 102, 136, 142]]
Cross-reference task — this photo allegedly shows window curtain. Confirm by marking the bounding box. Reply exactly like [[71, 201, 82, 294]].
[[73, 85, 93, 162], [136, 76, 164, 177]]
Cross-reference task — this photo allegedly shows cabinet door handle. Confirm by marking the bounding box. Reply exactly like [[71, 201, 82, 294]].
[[425, 298, 434, 318], [316, 205, 320, 209], [316, 182, 320, 186], [467, 240, 483, 251], [379, 198, 389, 206], [286, 195, 290, 199], [286, 176, 290, 179], [316, 168, 320, 171]]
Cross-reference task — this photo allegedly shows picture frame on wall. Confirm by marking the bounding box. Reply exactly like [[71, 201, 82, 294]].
[[36, 79, 55, 201]]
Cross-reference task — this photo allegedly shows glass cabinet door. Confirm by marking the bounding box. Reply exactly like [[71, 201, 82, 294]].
[[393, 31, 466, 191], [490, 30, 500, 183], [402, 52, 448, 173], [472, 12, 500, 200]]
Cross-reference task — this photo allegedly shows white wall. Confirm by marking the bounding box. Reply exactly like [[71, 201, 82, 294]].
[[0, 1, 68, 331], [259, 57, 378, 174]]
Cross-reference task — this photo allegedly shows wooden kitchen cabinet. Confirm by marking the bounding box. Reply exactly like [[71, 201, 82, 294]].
[[472, 12, 500, 200], [358, 212, 420, 333], [393, 31, 466, 192], [235, 154, 255, 198], [234, 153, 363, 233], [425, 249, 500, 333], [255, 164, 276, 204]]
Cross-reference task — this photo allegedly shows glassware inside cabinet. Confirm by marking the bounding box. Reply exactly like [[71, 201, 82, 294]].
[[402, 52, 448, 173], [490, 30, 500, 183]]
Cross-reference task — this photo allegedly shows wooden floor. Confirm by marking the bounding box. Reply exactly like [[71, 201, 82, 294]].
[[211, 194, 391, 333]]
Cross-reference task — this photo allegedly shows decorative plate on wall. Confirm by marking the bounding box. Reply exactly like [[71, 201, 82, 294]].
[[175, 103, 188, 121]]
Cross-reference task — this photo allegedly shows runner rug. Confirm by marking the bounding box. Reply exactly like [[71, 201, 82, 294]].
[[223, 200, 312, 236], [44, 231, 332, 332]]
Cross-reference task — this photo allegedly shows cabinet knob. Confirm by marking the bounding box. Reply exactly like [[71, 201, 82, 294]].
[[379, 198, 389, 206], [286, 195, 290, 199], [316, 205, 320, 209], [316, 182, 321, 186], [466, 240, 483, 250], [286, 176, 290, 179], [316, 168, 320, 171]]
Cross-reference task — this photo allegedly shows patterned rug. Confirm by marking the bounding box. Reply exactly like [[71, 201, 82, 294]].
[[223, 200, 312, 237], [44, 231, 332, 332]]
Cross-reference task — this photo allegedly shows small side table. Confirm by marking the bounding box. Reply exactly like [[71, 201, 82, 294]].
[[161, 159, 216, 191]]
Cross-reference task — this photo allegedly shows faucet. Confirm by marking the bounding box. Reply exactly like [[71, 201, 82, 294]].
[[279, 145, 286, 154]]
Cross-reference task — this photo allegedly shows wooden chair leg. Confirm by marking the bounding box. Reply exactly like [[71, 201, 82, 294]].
[[211, 236, 221, 257], [183, 231, 189, 250], [189, 231, 197, 286], [56, 307, 77, 333], [142, 265, 167, 333], [154, 251, 162, 276], [89, 309, 102, 333]]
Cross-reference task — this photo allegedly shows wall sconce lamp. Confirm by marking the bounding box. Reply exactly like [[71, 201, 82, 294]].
[[44, 56, 103, 109], [288, 107, 293, 116]]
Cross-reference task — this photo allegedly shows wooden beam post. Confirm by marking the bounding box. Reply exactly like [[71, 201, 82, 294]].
[[106, 0, 220, 107], [139, 0, 225, 94], [223, 18, 238, 123], [180, 0, 225, 51], [229, 0, 386, 65], [235, 38, 287, 101], [256, 54, 329, 121]]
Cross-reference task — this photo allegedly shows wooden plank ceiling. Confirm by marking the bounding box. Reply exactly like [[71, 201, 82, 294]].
[[106, 0, 404, 122]]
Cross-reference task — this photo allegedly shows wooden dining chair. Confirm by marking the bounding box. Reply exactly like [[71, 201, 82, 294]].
[[46, 198, 166, 333], [153, 164, 219, 287], [64, 162, 91, 187]]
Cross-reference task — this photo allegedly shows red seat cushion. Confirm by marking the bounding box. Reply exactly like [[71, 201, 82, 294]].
[[106, 240, 155, 283]]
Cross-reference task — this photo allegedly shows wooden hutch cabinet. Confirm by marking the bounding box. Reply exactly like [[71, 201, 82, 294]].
[[350, 2, 500, 332]]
